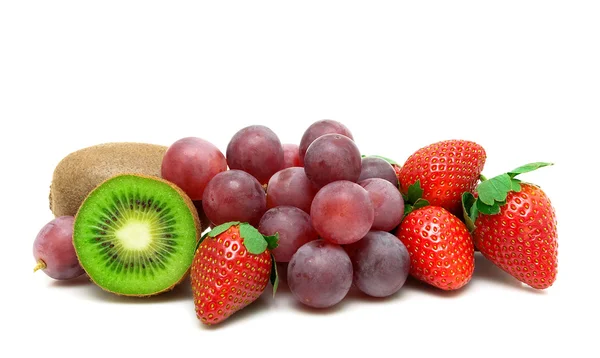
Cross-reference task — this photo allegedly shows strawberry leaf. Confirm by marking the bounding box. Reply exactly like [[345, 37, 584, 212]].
[[476, 173, 512, 205], [407, 180, 424, 204], [508, 162, 553, 178], [239, 223, 268, 254], [264, 233, 279, 250], [461, 192, 477, 232], [208, 221, 240, 237], [476, 200, 501, 215], [270, 253, 279, 297], [413, 198, 430, 210], [510, 178, 522, 192]]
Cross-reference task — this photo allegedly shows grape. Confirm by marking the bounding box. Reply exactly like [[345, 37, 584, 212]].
[[226, 125, 284, 184], [161, 137, 228, 200], [310, 180, 374, 245], [258, 206, 318, 262], [344, 231, 410, 297], [287, 240, 353, 308], [359, 178, 404, 231], [304, 134, 362, 188], [33, 216, 84, 280], [358, 156, 398, 185], [299, 119, 354, 166], [282, 143, 301, 168], [266, 167, 318, 213], [202, 170, 267, 226]]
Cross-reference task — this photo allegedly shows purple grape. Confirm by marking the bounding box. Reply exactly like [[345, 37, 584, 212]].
[[161, 137, 228, 200], [288, 240, 353, 308], [266, 167, 318, 213], [33, 216, 85, 280], [299, 119, 354, 166], [344, 231, 410, 297], [258, 206, 318, 262], [359, 178, 405, 231], [226, 125, 284, 184], [358, 157, 398, 185], [304, 134, 362, 188], [202, 170, 267, 226], [310, 180, 374, 245], [282, 143, 301, 168]]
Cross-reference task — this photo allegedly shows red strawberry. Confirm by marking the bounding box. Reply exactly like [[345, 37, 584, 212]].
[[395, 205, 475, 290], [392, 163, 402, 185], [463, 162, 558, 289], [398, 139, 486, 217], [191, 221, 278, 325]]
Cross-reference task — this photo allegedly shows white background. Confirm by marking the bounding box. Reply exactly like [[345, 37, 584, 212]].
[[1, 1, 598, 357]]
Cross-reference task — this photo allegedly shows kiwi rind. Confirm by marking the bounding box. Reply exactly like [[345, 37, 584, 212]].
[[73, 173, 202, 297], [50, 143, 167, 217]]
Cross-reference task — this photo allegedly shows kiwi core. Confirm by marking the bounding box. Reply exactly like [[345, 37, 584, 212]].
[[117, 221, 152, 250]]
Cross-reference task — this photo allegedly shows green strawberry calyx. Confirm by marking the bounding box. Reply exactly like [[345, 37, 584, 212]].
[[402, 180, 430, 216], [462, 162, 553, 231], [199, 221, 280, 296]]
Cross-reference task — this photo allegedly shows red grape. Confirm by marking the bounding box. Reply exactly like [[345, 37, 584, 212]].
[[226, 125, 284, 184], [288, 240, 353, 308], [202, 170, 267, 226], [304, 134, 362, 188], [344, 231, 410, 297], [258, 206, 318, 262], [358, 156, 398, 185], [282, 143, 301, 168], [161, 137, 227, 200], [359, 178, 404, 231], [310, 180, 374, 245], [33, 216, 85, 280], [266, 167, 318, 213], [299, 119, 354, 166]]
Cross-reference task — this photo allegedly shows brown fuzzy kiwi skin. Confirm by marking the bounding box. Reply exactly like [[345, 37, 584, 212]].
[[50, 143, 168, 217], [73, 173, 202, 298]]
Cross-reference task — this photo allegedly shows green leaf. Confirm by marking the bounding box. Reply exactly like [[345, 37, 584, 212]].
[[208, 221, 240, 237], [476, 200, 501, 215], [508, 162, 553, 178], [412, 198, 429, 210], [407, 180, 424, 204], [365, 155, 399, 166], [264, 233, 279, 250], [476, 173, 512, 205], [510, 178, 522, 192], [239, 223, 268, 254], [195, 232, 210, 251], [270, 253, 279, 297], [461, 192, 477, 232]]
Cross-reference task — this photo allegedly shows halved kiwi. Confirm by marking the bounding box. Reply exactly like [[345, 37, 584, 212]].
[[73, 174, 201, 296]]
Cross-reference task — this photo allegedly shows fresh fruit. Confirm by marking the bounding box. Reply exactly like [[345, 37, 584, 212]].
[[310, 180, 374, 245], [398, 139, 486, 216], [49, 142, 167, 217], [344, 231, 410, 297], [299, 119, 354, 166], [395, 205, 475, 290], [202, 170, 267, 227], [266, 167, 318, 213], [73, 174, 201, 296], [258, 206, 318, 262], [463, 162, 558, 289], [288, 240, 353, 308], [33, 216, 85, 280], [282, 143, 301, 168], [191, 222, 278, 325], [358, 156, 398, 185], [392, 164, 402, 185], [304, 134, 362, 188], [226, 125, 284, 184], [359, 178, 404, 231], [161, 137, 227, 200]]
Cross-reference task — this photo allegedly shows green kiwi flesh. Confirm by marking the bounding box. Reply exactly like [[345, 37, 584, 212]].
[[73, 174, 200, 296]]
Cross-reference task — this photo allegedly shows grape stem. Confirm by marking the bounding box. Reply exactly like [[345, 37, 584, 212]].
[[33, 259, 46, 273]]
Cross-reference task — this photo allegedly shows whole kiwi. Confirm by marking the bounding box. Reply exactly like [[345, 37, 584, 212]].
[[49, 143, 167, 217]]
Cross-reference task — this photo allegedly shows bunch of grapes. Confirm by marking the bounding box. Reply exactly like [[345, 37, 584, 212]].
[[160, 119, 411, 308]]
